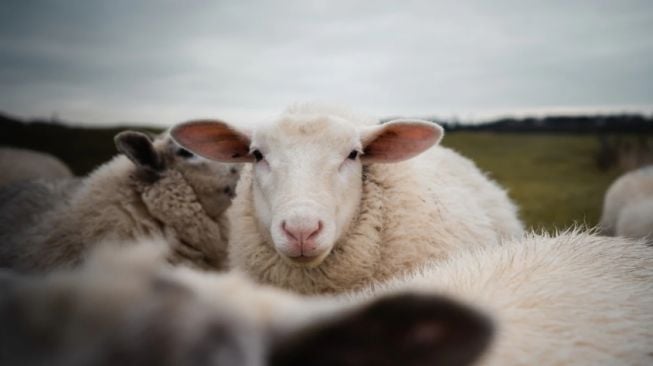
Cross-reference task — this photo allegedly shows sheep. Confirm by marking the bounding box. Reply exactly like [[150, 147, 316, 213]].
[[171, 103, 524, 294], [0, 130, 240, 272], [599, 165, 653, 240], [0, 241, 264, 366], [0, 238, 491, 366], [615, 199, 653, 242], [2, 231, 652, 366], [0, 147, 73, 187], [0, 179, 82, 244], [369, 231, 653, 365]]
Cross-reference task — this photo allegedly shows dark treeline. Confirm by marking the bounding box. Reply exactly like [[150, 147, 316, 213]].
[[3, 112, 653, 175], [0, 113, 162, 175], [430, 114, 653, 171], [435, 114, 653, 133]]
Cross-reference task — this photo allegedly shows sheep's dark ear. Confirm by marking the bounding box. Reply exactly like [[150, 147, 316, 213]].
[[115, 131, 164, 173], [269, 293, 493, 366], [360, 119, 443, 164], [171, 120, 254, 163]]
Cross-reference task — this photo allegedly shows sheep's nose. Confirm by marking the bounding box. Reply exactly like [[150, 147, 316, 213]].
[[281, 220, 323, 255], [223, 185, 236, 198]]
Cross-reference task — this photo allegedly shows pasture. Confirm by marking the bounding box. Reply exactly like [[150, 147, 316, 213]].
[[443, 132, 623, 232]]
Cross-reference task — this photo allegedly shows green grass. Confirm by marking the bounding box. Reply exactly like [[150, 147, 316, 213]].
[[442, 132, 623, 232]]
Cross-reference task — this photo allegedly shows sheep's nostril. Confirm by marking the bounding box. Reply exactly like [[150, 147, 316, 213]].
[[307, 221, 323, 240], [230, 167, 238, 174], [223, 187, 232, 195], [281, 221, 297, 241], [282, 220, 321, 243]]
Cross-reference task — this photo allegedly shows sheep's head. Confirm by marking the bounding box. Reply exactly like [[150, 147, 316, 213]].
[[114, 131, 241, 218], [171, 111, 442, 267]]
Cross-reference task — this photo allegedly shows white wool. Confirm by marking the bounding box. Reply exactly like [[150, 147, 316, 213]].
[[600, 165, 653, 239], [2, 232, 651, 365], [283, 102, 378, 126], [0, 147, 72, 187], [226, 104, 523, 294], [365, 231, 653, 365], [616, 199, 653, 240]]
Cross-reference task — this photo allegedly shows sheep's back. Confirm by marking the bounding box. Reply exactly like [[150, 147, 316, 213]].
[[391, 232, 653, 365]]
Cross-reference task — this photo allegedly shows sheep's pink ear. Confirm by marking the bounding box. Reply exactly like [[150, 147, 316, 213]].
[[360, 119, 443, 163], [170, 120, 253, 163]]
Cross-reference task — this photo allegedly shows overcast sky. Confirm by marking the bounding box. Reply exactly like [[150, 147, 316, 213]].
[[1, 0, 652, 126]]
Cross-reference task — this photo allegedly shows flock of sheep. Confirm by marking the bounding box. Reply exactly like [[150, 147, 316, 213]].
[[0, 103, 651, 366]]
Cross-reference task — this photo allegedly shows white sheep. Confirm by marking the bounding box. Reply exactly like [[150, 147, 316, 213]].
[[369, 231, 653, 365], [0, 130, 240, 272], [183, 231, 653, 365], [599, 165, 653, 240], [172, 103, 524, 294], [0, 147, 73, 186], [0, 179, 81, 247], [2, 231, 651, 366]]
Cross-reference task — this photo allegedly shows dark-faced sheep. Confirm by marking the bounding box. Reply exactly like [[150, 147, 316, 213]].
[[0, 131, 240, 272]]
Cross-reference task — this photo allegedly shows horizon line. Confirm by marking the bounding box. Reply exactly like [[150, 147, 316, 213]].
[[2, 104, 653, 128]]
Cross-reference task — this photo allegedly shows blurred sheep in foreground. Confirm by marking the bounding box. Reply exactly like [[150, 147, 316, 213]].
[[1, 230, 651, 365]]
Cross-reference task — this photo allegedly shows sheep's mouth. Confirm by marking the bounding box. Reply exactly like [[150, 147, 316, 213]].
[[281, 251, 330, 268], [289, 255, 316, 263]]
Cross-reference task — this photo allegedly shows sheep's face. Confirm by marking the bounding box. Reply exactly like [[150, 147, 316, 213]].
[[161, 138, 242, 218], [171, 110, 442, 267], [248, 115, 364, 266], [115, 131, 242, 218]]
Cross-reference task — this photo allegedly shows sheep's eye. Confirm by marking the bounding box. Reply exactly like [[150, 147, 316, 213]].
[[252, 150, 264, 162], [347, 150, 359, 160], [176, 148, 194, 158]]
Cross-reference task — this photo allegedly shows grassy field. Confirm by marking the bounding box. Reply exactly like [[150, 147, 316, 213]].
[[442, 132, 623, 232]]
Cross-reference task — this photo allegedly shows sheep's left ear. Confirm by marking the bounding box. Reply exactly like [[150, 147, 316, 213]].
[[269, 293, 493, 366], [360, 119, 443, 163], [171, 119, 253, 163], [114, 131, 164, 172]]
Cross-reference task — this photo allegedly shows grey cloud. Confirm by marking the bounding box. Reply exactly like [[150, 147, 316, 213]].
[[0, 0, 652, 125]]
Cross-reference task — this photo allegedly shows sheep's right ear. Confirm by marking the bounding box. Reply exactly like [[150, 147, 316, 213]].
[[269, 293, 493, 366], [171, 120, 253, 163], [360, 119, 443, 163], [114, 131, 164, 172]]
